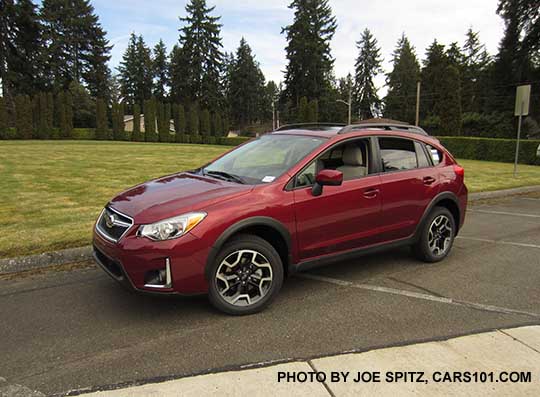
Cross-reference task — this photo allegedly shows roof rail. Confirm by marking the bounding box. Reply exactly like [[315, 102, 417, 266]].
[[338, 123, 428, 136], [275, 122, 346, 132]]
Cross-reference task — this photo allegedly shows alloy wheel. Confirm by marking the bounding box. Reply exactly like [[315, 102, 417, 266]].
[[428, 214, 453, 256], [215, 249, 273, 306]]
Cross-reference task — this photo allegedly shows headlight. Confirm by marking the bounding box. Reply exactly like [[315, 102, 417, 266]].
[[138, 212, 207, 241]]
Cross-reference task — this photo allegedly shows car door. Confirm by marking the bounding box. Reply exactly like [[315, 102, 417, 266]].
[[292, 137, 383, 262], [376, 137, 441, 241]]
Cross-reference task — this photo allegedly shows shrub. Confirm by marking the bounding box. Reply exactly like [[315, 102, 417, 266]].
[[0, 97, 7, 139], [438, 136, 540, 165]]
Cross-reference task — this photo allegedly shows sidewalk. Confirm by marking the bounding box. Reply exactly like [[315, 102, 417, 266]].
[[81, 325, 540, 396]]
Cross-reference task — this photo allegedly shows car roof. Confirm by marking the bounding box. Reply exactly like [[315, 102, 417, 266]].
[[271, 127, 440, 145]]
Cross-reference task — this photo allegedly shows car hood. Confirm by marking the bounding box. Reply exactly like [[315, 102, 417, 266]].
[[109, 172, 253, 224]]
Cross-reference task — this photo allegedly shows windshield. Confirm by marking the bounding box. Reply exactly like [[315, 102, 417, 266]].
[[203, 134, 326, 184]]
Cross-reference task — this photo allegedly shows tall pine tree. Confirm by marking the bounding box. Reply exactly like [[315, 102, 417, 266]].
[[40, 0, 111, 92], [172, 0, 223, 108], [421, 40, 449, 118], [353, 28, 383, 120], [153, 39, 169, 100], [384, 35, 420, 124], [118, 33, 153, 107], [0, 0, 42, 105], [228, 38, 266, 127], [282, 0, 337, 105]]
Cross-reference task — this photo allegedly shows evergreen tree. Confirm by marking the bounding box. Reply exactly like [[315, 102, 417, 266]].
[[31, 94, 39, 136], [65, 90, 73, 134], [438, 65, 462, 135], [112, 101, 125, 140], [169, 44, 189, 104], [298, 97, 309, 122], [0, 97, 7, 139], [200, 108, 211, 136], [118, 33, 153, 106], [157, 101, 171, 142], [213, 112, 223, 137], [15, 94, 32, 139], [111, 102, 119, 136], [1, 0, 42, 104], [491, 0, 539, 112], [37, 92, 51, 138], [40, 0, 111, 91], [173, 0, 223, 108], [69, 82, 95, 128], [174, 104, 186, 136], [421, 40, 449, 118], [222, 115, 229, 136], [307, 99, 318, 122], [228, 38, 266, 127], [83, 24, 112, 99], [462, 29, 491, 113], [353, 29, 383, 119], [95, 98, 108, 140], [282, 0, 337, 104], [186, 103, 199, 135], [56, 91, 67, 137], [143, 98, 157, 141], [132, 103, 141, 141], [153, 39, 169, 100]]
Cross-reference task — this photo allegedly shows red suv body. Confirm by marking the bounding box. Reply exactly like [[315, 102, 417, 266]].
[[93, 126, 467, 314]]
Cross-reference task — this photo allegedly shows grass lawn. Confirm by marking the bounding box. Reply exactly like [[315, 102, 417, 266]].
[[1, 140, 539, 258]]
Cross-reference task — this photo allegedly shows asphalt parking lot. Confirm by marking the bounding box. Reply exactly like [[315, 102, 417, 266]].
[[1, 194, 539, 396]]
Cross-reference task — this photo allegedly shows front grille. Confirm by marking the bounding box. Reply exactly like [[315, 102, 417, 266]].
[[93, 246, 124, 279], [96, 206, 133, 243]]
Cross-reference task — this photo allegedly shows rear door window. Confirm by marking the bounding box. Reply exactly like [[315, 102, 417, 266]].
[[379, 138, 418, 172]]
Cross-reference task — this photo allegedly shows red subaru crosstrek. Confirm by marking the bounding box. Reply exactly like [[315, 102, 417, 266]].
[[93, 123, 467, 315]]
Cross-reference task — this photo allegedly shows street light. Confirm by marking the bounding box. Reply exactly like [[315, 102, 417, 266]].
[[336, 88, 352, 125]]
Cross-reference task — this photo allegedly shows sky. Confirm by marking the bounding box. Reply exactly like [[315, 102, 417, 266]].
[[93, 0, 505, 96]]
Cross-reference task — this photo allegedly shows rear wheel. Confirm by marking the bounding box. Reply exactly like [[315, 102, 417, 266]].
[[208, 234, 284, 315], [413, 206, 456, 262]]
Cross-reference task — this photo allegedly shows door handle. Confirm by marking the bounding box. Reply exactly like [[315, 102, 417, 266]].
[[423, 176, 436, 185], [363, 188, 379, 198]]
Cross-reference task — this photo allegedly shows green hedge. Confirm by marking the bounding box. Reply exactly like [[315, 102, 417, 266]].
[[1, 126, 252, 147], [438, 136, 540, 165]]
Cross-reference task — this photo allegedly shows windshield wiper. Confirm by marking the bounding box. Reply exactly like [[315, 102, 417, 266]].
[[203, 169, 246, 184]]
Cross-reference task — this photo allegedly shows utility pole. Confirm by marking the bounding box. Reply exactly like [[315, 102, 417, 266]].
[[271, 101, 275, 131], [415, 81, 421, 126], [337, 86, 352, 125]]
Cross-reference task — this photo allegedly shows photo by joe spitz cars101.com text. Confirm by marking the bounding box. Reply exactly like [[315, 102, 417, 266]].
[[93, 123, 467, 315]]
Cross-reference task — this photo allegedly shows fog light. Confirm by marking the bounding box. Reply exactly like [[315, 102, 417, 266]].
[[143, 258, 172, 288]]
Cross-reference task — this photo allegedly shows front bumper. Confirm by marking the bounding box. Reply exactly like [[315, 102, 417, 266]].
[[93, 224, 211, 294]]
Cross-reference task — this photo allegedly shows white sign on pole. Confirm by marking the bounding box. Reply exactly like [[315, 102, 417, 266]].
[[514, 85, 531, 116]]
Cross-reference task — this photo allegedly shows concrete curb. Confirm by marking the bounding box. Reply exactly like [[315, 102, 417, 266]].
[[75, 325, 540, 396], [1, 185, 539, 275], [468, 185, 540, 202], [0, 246, 92, 275]]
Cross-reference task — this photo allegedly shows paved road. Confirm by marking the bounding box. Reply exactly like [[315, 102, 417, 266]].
[[1, 195, 539, 396]]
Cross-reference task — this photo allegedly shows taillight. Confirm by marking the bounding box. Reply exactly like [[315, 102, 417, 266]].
[[454, 164, 465, 177]]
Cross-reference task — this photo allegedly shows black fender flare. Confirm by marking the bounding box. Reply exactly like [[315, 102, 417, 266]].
[[413, 191, 461, 241], [204, 216, 292, 280]]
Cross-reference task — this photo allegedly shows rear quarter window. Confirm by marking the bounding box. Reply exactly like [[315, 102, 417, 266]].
[[426, 144, 443, 165]]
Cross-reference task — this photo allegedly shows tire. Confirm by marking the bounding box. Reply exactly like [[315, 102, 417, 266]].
[[208, 234, 284, 315], [413, 206, 456, 263]]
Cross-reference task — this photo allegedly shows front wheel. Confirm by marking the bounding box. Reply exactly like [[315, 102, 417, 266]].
[[208, 234, 284, 315], [413, 207, 456, 262]]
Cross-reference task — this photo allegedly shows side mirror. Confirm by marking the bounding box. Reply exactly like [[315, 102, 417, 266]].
[[312, 169, 343, 196]]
